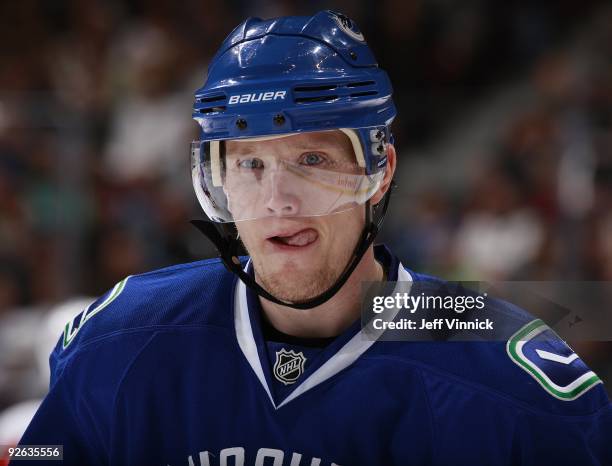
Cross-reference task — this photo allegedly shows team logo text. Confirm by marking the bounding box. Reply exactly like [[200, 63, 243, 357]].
[[228, 91, 287, 104]]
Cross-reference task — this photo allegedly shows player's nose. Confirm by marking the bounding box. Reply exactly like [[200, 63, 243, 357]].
[[264, 169, 300, 216]]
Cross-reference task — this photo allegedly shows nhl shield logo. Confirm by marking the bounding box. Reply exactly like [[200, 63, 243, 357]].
[[273, 349, 306, 385]]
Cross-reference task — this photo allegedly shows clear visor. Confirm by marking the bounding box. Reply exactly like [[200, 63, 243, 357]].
[[191, 129, 385, 223]]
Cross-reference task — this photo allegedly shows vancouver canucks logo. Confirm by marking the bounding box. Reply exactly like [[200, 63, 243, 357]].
[[507, 319, 601, 400], [328, 11, 365, 43], [273, 349, 306, 385]]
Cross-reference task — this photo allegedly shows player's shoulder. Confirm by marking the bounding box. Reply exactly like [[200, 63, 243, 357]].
[[57, 257, 237, 359], [378, 267, 610, 416]]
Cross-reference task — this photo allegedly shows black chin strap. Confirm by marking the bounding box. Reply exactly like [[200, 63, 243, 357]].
[[191, 186, 393, 310]]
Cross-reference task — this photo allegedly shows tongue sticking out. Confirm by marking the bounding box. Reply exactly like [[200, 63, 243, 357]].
[[277, 229, 318, 247]]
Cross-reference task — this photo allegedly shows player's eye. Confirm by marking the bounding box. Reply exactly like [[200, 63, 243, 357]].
[[237, 158, 264, 169], [300, 152, 326, 166]]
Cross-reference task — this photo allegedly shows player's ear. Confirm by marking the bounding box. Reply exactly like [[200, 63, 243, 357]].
[[370, 143, 396, 205]]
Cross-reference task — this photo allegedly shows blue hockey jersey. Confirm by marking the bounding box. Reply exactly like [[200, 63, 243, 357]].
[[15, 245, 612, 465]]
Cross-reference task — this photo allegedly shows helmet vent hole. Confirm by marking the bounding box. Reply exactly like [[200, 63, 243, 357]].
[[294, 84, 338, 92], [198, 95, 226, 103], [295, 95, 338, 104], [349, 91, 378, 98], [199, 106, 227, 114], [346, 81, 375, 88]]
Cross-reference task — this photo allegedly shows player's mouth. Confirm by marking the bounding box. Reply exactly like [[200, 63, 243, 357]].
[[267, 228, 319, 250]]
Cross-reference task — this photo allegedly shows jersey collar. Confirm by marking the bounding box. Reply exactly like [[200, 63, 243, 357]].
[[233, 244, 413, 409]]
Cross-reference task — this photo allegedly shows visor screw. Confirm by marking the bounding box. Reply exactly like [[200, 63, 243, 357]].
[[236, 118, 247, 130], [349, 51, 358, 60], [377, 144, 384, 154], [273, 114, 285, 126]]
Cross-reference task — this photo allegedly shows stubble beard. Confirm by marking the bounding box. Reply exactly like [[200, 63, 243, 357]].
[[238, 211, 364, 303], [249, 245, 354, 303]]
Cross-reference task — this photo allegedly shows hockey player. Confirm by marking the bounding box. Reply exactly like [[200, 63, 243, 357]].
[[14, 10, 612, 466]]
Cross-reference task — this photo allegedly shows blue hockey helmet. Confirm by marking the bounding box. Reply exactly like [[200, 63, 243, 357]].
[[191, 10, 396, 223]]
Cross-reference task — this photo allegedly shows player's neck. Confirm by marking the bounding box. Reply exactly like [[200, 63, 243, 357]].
[[258, 246, 383, 339]]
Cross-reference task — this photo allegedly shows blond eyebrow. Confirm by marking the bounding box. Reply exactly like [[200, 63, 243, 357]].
[[293, 133, 353, 151], [224, 144, 255, 156], [293, 141, 345, 151]]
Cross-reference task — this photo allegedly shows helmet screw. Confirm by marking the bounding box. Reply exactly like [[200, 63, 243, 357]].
[[273, 114, 285, 126], [349, 51, 358, 60], [236, 118, 247, 130]]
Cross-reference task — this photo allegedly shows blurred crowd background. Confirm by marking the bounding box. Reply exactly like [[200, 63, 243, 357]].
[[0, 0, 611, 440]]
